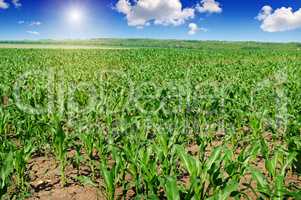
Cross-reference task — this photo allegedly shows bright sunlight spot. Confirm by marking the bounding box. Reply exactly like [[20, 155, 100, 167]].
[[67, 8, 84, 25]]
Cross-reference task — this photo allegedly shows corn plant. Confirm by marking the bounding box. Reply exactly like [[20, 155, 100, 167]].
[[288, 136, 301, 174], [0, 151, 14, 198], [72, 143, 84, 175], [53, 121, 67, 187], [13, 143, 34, 190], [80, 133, 96, 178], [100, 163, 116, 200], [164, 176, 180, 200], [250, 148, 297, 199]]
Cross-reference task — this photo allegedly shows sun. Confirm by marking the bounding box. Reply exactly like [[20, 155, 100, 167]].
[[68, 8, 84, 25]]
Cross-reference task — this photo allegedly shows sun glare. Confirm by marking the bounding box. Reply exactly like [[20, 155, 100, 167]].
[[68, 8, 83, 25]]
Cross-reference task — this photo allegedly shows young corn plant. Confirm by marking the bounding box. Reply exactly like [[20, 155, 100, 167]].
[[164, 176, 180, 200], [288, 136, 301, 174], [137, 146, 159, 197], [100, 145, 122, 200], [0, 111, 8, 139], [72, 143, 83, 176], [0, 151, 14, 198], [177, 144, 239, 199], [96, 132, 106, 161], [250, 144, 298, 199], [53, 121, 68, 187], [176, 145, 203, 199], [100, 163, 116, 200], [121, 133, 145, 194], [13, 143, 34, 191], [80, 133, 96, 178], [154, 132, 179, 177]]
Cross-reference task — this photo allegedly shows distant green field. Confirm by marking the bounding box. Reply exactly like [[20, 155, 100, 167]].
[[1, 38, 301, 50], [0, 43, 131, 49], [0, 41, 301, 199]]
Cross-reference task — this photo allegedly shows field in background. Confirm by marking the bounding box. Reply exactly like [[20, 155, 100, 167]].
[[0, 40, 301, 199], [1, 38, 301, 50], [0, 44, 130, 49]]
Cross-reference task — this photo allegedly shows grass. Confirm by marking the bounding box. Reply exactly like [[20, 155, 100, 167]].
[[0, 40, 301, 199]]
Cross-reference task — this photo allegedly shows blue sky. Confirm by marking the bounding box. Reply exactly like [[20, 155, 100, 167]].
[[0, 0, 301, 42]]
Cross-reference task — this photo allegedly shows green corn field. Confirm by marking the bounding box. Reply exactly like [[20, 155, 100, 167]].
[[0, 41, 301, 199]]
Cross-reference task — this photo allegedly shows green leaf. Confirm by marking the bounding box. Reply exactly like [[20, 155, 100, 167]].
[[274, 175, 284, 199], [251, 169, 270, 196], [209, 179, 239, 200], [281, 152, 297, 176], [75, 176, 97, 187], [177, 146, 199, 176], [165, 177, 180, 200], [205, 146, 222, 171], [101, 164, 115, 200]]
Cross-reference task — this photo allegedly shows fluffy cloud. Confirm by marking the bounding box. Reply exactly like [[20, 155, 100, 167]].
[[27, 31, 40, 35], [0, 0, 9, 9], [188, 23, 207, 35], [197, 0, 222, 14], [116, 0, 131, 14], [0, 0, 21, 9], [30, 21, 42, 26], [115, 0, 195, 27], [12, 0, 21, 8], [188, 23, 199, 35], [257, 5, 301, 32], [18, 20, 42, 26], [256, 5, 273, 21]]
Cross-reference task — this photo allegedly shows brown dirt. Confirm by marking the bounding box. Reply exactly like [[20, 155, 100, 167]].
[[25, 153, 136, 200], [26, 155, 103, 200], [27, 185, 101, 200], [2, 95, 9, 107]]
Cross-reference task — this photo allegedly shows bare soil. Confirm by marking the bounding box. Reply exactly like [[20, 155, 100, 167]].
[[26, 155, 103, 200]]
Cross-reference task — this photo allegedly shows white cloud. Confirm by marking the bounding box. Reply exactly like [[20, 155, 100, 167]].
[[30, 21, 42, 26], [197, 0, 222, 14], [27, 31, 40, 35], [0, 0, 9, 9], [0, 0, 21, 9], [257, 5, 301, 32], [115, 0, 195, 27], [256, 5, 273, 21], [116, 0, 131, 15], [12, 0, 21, 8], [188, 23, 199, 35], [188, 23, 207, 35], [18, 20, 42, 26]]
